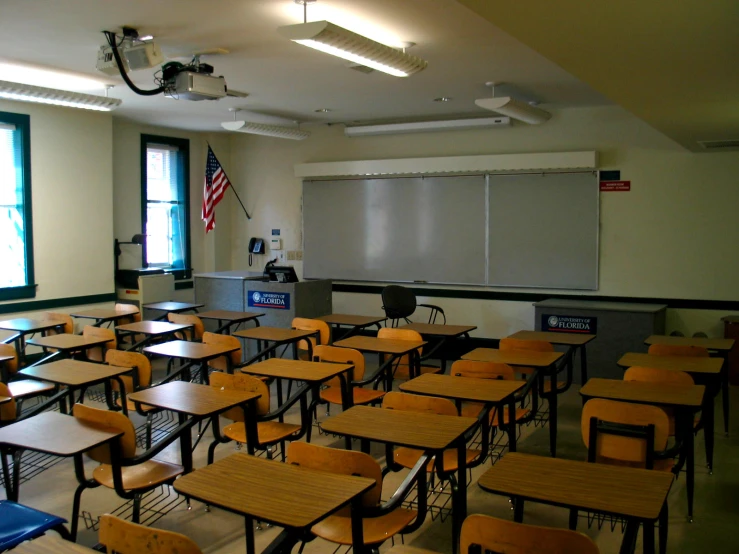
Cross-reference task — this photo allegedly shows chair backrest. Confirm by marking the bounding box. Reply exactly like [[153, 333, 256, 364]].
[[381, 285, 417, 321], [73, 404, 136, 463], [581, 398, 669, 466], [292, 318, 331, 354], [114, 303, 141, 324], [98, 514, 202, 554], [210, 371, 270, 417], [451, 360, 515, 381], [499, 338, 554, 353], [382, 391, 457, 417], [43, 312, 74, 335], [0, 343, 18, 377], [287, 441, 383, 508], [460, 513, 600, 554], [167, 313, 204, 341], [647, 344, 709, 357], [0, 382, 17, 422], [313, 345, 365, 382], [377, 328, 424, 367], [83, 325, 117, 363], [202, 332, 242, 371], [105, 349, 152, 392], [624, 366, 694, 386]]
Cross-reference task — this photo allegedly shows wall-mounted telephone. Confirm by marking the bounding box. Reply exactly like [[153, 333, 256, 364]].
[[248, 238, 265, 266]]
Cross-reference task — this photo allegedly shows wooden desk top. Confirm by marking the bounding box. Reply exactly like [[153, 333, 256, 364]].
[[645, 335, 734, 352], [143, 301, 204, 312], [399, 374, 524, 404], [115, 320, 191, 335], [20, 359, 132, 387], [399, 322, 477, 337], [508, 330, 596, 346], [197, 310, 264, 321], [580, 378, 705, 408], [127, 381, 260, 417], [462, 348, 564, 368], [242, 358, 353, 383], [478, 453, 673, 521], [233, 326, 317, 343], [0, 318, 65, 333], [14, 535, 98, 553], [317, 313, 387, 327], [143, 340, 238, 361], [0, 412, 122, 456], [70, 308, 138, 321], [617, 353, 723, 374], [322, 406, 476, 450], [333, 336, 427, 355], [26, 333, 111, 351], [175, 453, 374, 529]]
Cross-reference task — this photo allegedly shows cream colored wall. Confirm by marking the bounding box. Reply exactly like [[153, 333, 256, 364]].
[[0, 99, 113, 311]]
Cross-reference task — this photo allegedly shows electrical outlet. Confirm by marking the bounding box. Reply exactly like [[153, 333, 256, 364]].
[[287, 251, 296, 261], [295, 250, 303, 261], [277, 251, 285, 263]]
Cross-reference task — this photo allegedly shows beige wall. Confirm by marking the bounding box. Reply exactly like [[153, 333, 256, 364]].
[[227, 105, 739, 337]]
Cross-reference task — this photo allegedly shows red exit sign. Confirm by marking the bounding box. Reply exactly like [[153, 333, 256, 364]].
[[600, 180, 631, 192]]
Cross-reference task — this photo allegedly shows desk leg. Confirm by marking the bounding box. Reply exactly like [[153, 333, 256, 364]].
[[721, 352, 729, 435], [507, 400, 517, 452], [0, 447, 20, 502], [350, 495, 367, 554], [659, 502, 668, 554], [580, 345, 588, 384], [643, 519, 655, 554], [451, 439, 467, 554], [244, 516, 256, 554], [620, 519, 640, 554], [548, 368, 558, 457], [179, 414, 194, 474], [339, 372, 353, 450], [705, 388, 715, 473], [684, 408, 695, 522]]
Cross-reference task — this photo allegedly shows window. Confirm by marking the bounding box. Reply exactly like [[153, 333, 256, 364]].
[[141, 135, 190, 279], [0, 111, 34, 300]]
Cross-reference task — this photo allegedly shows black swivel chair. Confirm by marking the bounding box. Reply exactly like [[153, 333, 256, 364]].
[[381, 285, 446, 328]]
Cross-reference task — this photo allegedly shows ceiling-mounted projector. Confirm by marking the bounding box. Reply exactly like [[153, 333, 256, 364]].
[[96, 38, 163, 75], [171, 70, 226, 101]]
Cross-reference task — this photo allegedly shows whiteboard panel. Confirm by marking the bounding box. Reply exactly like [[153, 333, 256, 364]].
[[487, 172, 598, 289], [303, 176, 486, 284]]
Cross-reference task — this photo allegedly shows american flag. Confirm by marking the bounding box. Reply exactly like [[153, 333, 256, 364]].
[[202, 146, 231, 232]]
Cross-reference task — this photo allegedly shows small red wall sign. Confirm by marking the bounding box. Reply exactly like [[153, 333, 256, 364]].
[[600, 180, 631, 191]]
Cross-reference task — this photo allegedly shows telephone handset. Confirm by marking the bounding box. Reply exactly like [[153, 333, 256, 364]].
[[248, 238, 265, 267]]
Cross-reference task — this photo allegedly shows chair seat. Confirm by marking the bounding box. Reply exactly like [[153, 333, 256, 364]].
[[320, 386, 385, 406], [93, 460, 183, 490], [312, 507, 418, 547], [223, 421, 302, 445], [8, 380, 55, 399], [393, 364, 442, 381], [0, 500, 68, 550], [115, 398, 158, 413], [393, 446, 481, 473]]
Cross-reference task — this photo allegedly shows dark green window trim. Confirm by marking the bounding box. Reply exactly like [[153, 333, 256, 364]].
[[0, 292, 115, 315], [140, 134, 191, 280], [0, 111, 35, 301]]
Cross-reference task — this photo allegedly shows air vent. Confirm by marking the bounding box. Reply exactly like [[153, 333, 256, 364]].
[[698, 139, 739, 150]]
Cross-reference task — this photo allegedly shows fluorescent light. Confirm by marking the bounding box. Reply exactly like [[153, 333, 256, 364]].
[[345, 117, 511, 137], [0, 61, 108, 91], [0, 80, 122, 111], [278, 21, 427, 77], [221, 120, 310, 140], [475, 97, 551, 125]]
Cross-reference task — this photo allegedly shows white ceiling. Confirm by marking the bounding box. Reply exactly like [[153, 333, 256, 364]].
[[0, 0, 611, 131]]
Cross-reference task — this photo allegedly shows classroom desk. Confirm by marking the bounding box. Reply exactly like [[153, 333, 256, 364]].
[[399, 323, 477, 373], [115, 320, 192, 351], [580, 378, 705, 521], [322, 405, 476, 554], [316, 313, 387, 340], [0, 412, 122, 503], [478, 453, 673, 554], [0, 318, 67, 366], [333, 336, 426, 390], [143, 301, 204, 321], [174, 453, 374, 554], [13, 535, 97, 553], [645, 335, 734, 435], [197, 310, 264, 334], [233, 326, 320, 364], [508, 330, 596, 384], [25, 334, 112, 367], [19, 359, 133, 414], [69, 308, 139, 327], [461, 348, 564, 456], [399, 373, 524, 453], [143, 340, 240, 384]]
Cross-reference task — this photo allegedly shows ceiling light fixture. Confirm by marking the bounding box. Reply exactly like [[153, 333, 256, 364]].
[[475, 82, 551, 125], [278, 1, 427, 77], [344, 116, 510, 137], [434, 97, 452, 102], [221, 109, 310, 140], [0, 80, 122, 111], [314, 108, 331, 113], [0, 61, 110, 90]]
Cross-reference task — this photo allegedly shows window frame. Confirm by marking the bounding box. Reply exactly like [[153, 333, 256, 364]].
[[0, 111, 35, 301], [140, 134, 191, 280]]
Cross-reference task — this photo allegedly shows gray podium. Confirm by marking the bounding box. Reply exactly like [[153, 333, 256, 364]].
[[534, 298, 667, 380]]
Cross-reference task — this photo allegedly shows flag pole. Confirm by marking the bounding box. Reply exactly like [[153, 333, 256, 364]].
[[207, 142, 251, 220]]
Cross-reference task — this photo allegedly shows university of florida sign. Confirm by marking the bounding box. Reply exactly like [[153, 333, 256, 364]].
[[541, 314, 597, 334], [248, 290, 290, 310]]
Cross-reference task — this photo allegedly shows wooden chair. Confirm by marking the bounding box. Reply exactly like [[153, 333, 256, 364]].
[[114, 303, 141, 324], [167, 313, 204, 342], [83, 325, 117, 363], [203, 331, 241, 374], [0, 343, 55, 409], [377, 327, 441, 380], [460, 513, 599, 554], [314, 345, 385, 411], [42, 312, 74, 335], [98, 514, 202, 554], [382, 391, 481, 473], [288, 441, 424, 549], [381, 285, 445, 327], [499, 337, 564, 395], [208, 372, 307, 462], [71, 403, 194, 540], [292, 317, 331, 360], [648, 344, 709, 357]]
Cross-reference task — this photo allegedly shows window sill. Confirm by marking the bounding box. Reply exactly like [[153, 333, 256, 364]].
[[0, 284, 37, 301]]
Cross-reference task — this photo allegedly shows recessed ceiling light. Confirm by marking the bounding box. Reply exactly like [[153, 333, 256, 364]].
[[434, 97, 452, 102], [0, 61, 109, 91], [314, 108, 331, 113]]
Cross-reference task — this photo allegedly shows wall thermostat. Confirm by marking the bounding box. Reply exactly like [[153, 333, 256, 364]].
[[270, 237, 282, 250]]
